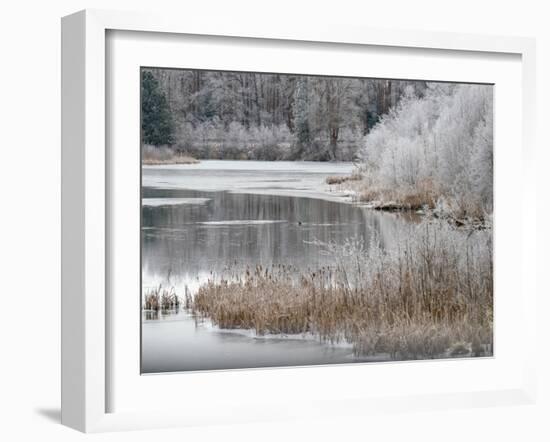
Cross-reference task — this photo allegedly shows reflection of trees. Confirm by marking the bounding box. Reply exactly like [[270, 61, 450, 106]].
[[142, 189, 415, 291]]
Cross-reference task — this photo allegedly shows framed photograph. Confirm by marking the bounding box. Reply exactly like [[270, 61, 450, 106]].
[[61, 9, 537, 432]]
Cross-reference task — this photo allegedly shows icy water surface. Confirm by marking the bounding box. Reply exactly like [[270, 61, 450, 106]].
[[141, 310, 385, 373], [141, 161, 417, 373]]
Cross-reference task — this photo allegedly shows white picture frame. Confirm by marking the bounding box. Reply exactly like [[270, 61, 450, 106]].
[[61, 9, 537, 433]]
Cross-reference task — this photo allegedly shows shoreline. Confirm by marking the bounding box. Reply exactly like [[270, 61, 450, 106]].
[[143, 309, 492, 363], [323, 176, 492, 230], [142, 161, 491, 231]]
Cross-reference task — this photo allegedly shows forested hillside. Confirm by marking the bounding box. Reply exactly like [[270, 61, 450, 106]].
[[141, 68, 427, 161]]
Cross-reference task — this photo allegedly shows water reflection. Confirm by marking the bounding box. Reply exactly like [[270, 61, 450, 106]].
[[142, 187, 416, 294], [140, 163, 420, 372], [142, 309, 182, 321]]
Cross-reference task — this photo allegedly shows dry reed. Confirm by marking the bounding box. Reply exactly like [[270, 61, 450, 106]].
[[143, 285, 180, 311], [142, 144, 199, 165], [332, 173, 489, 223], [191, 222, 493, 360], [325, 171, 363, 185]]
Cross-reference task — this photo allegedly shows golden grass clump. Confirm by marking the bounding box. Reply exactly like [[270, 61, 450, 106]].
[[356, 178, 438, 211], [336, 172, 490, 224], [143, 155, 199, 165], [325, 170, 363, 185], [142, 144, 199, 165], [191, 222, 493, 360], [143, 286, 180, 311]]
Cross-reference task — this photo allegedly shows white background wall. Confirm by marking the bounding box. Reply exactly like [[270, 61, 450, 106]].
[[0, 1, 547, 441]]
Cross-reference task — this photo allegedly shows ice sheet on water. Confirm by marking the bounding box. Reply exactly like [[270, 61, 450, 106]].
[[142, 160, 356, 203], [143, 160, 354, 174]]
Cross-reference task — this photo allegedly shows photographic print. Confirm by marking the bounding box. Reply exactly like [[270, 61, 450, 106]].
[[140, 68, 493, 373]]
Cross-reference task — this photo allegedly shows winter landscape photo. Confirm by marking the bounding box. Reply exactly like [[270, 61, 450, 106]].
[[140, 67, 493, 373]]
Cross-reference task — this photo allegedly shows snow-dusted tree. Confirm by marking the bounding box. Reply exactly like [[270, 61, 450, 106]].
[[293, 77, 311, 155], [361, 83, 493, 218], [323, 78, 357, 160], [144, 68, 433, 162]]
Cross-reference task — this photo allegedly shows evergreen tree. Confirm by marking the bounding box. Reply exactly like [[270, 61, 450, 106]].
[[141, 70, 175, 146]]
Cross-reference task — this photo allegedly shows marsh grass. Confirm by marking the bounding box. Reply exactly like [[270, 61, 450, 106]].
[[191, 222, 493, 360], [325, 170, 363, 185], [143, 285, 180, 311], [350, 176, 438, 212], [142, 144, 199, 165], [333, 172, 490, 224], [359, 186, 437, 212]]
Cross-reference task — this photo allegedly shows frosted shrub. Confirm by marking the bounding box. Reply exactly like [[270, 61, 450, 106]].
[[336, 127, 363, 161], [174, 122, 196, 151], [361, 84, 493, 220], [172, 120, 294, 160]]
